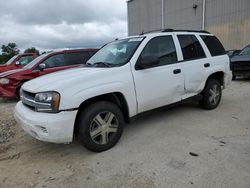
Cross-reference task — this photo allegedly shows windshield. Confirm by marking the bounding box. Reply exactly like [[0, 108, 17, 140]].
[[240, 46, 250, 55], [23, 53, 48, 69], [5, 55, 18, 65], [87, 37, 144, 66]]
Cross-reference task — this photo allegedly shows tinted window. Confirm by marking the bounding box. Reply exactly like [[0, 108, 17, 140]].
[[239, 45, 250, 55], [200, 35, 226, 56], [19, 55, 34, 65], [65, 52, 91, 66], [42, 54, 65, 68], [178, 35, 206, 61], [140, 36, 177, 67]]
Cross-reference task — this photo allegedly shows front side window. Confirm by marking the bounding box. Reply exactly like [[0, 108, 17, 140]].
[[87, 37, 144, 66], [178, 35, 206, 61], [139, 36, 178, 66], [200, 35, 226, 56], [18, 55, 34, 65], [42, 54, 65, 68]]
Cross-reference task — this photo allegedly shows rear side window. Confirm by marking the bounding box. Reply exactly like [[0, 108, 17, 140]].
[[200, 35, 226, 56], [65, 52, 91, 66], [140, 36, 178, 67], [178, 35, 206, 61]]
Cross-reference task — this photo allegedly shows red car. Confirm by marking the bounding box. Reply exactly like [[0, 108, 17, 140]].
[[0, 49, 98, 98], [0, 53, 38, 73]]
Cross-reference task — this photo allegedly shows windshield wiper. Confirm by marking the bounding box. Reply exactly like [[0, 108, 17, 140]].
[[92, 62, 113, 67]]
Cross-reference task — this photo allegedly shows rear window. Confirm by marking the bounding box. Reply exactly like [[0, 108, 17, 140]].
[[178, 35, 206, 61], [200, 35, 226, 56]]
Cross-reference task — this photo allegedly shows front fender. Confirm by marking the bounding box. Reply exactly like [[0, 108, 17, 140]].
[[59, 82, 137, 118]]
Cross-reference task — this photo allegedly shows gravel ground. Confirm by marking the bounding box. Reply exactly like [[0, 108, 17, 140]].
[[0, 80, 250, 188]]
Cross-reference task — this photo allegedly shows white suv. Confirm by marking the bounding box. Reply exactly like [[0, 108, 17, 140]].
[[15, 29, 232, 152]]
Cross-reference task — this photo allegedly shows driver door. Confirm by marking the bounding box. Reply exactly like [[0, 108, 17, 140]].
[[132, 35, 185, 113]]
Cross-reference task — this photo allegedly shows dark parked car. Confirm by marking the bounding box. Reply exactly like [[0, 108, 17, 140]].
[[231, 45, 250, 80], [227, 50, 241, 58], [0, 49, 98, 98]]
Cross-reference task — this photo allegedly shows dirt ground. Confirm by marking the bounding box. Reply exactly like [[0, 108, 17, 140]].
[[0, 80, 250, 188]]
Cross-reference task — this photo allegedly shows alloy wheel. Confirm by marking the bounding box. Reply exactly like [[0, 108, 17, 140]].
[[89, 111, 119, 145]]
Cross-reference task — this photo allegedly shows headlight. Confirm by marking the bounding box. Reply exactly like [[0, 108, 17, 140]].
[[0, 78, 10, 85], [34, 92, 60, 113]]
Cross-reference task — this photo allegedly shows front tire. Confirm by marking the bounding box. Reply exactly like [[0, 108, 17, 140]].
[[232, 74, 236, 80], [77, 101, 124, 152], [199, 79, 222, 110]]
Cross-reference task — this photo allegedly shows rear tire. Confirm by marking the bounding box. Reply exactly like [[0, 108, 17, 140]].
[[77, 101, 124, 152], [199, 79, 222, 110]]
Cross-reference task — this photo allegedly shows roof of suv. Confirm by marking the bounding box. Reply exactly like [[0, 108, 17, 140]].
[[119, 29, 213, 41], [139, 28, 211, 35]]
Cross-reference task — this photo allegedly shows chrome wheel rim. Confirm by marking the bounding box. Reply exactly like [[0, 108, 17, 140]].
[[209, 84, 220, 105], [89, 111, 119, 145]]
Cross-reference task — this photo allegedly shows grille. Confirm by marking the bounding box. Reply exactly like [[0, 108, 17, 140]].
[[233, 62, 250, 71], [21, 90, 36, 111]]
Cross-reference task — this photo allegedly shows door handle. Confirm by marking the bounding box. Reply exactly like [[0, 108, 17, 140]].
[[204, 63, 210, 68], [173, 69, 181, 74]]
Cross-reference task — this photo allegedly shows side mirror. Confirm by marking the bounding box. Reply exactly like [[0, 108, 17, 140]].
[[136, 55, 159, 70], [233, 50, 241, 56], [38, 63, 46, 71], [15, 61, 20, 66]]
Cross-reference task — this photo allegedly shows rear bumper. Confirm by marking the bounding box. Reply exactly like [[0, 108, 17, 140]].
[[14, 102, 78, 143]]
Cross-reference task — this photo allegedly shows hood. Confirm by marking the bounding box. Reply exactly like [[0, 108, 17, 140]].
[[0, 69, 24, 78], [22, 67, 114, 92], [231, 55, 250, 63], [0, 64, 7, 67]]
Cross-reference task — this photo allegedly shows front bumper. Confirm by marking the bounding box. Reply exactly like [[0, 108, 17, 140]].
[[0, 85, 16, 98], [233, 62, 250, 76], [14, 101, 78, 143]]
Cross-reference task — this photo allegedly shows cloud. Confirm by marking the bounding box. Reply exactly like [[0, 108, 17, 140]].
[[0, 0, 127, 51]]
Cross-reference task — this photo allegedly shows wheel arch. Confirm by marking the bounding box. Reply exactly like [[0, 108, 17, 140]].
[[74, 92, 130, 135], [205, 71, 224, 86]]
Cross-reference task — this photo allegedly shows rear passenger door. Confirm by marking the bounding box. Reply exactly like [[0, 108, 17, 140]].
[[176, 34, 208, 98]]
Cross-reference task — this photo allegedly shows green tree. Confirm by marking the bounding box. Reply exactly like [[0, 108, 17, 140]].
[[1, 43, 20, 62], [24, 47, 40, 56], [0, 54, 4, 64]]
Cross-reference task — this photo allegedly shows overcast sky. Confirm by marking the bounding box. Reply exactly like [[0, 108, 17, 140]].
[[0, 0, 127, 52]]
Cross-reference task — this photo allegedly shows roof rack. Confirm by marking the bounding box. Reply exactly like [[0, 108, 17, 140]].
[[140, 28, 210, 35]]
